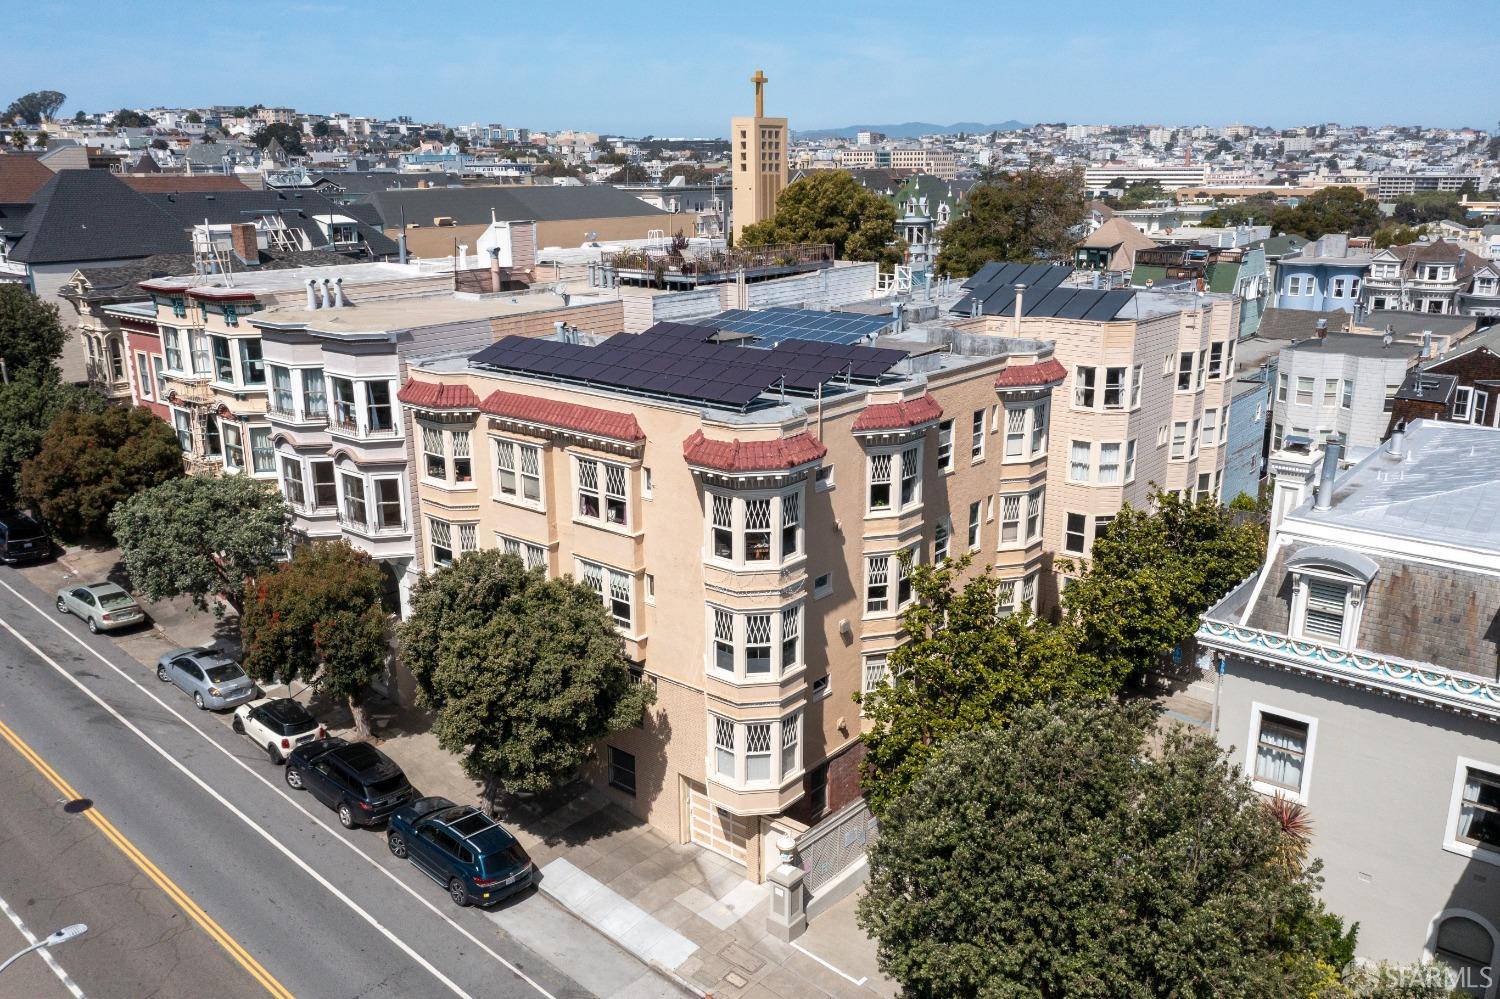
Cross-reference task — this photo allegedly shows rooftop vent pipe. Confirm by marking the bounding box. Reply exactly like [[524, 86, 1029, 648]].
[[1389, 428, 1405, 460], [1315, 318, 1328, 339], [333, 277, 345, 309], [1314, 442, 1344, 511], [305, 278, 318, 310]]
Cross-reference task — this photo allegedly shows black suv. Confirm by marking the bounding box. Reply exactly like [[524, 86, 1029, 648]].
[[284, 738, 416, 829], [0, 512, 50, 565]]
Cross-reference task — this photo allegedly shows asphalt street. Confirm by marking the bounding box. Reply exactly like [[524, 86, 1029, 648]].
[[0, 565, 681, 999]]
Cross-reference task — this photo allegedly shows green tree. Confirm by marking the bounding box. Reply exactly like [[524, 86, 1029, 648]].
[[110, 474, 289, 614], [1270, 186, 1382, 239], [398, 550, 655, 794], [310, 119, 330, 138], [250, 122, 305, 156], [1112, 180, 1169, 209], [856, 553, 1118, 815], [32, 129, 48, 149], [1392, 192, 1468, 226], [0, 367, 100, 508], [1204, 196, 1280, 227], [241, 541, 389, 739], [1374, 223, 1427, 249], [606, 164, 650, 184], [859, 700, 1352, 998], [935, 168, 1086, 276], [661, 163, 715, 185], [0, 284, 68, 376], [741, 170, 903, 266], [185, 110, 201, 125], [1061, 489, 1265, 685], [111, 108, 155, 129], [5, 90, 65, 125], [596, 150, 629, 166], [8, 130, 25, 150], [19, 406, 182, 539]]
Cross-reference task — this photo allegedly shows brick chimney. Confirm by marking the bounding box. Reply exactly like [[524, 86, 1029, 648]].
[[229, 223, 259, 264]]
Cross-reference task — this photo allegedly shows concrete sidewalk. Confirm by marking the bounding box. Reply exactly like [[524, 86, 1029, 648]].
[[20, 542, 895, 999]]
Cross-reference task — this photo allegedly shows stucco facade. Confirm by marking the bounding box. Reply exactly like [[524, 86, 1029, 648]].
[[398, 329, 1064, 878]]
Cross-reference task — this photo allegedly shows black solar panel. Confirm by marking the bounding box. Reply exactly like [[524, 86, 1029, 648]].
[[946, 264, 1136, 321], [1030, 287, 1084, 319], [708, 306, 896, 346]]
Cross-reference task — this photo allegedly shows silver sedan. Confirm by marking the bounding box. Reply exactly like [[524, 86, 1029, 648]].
[[55, 582, 146, 633], [155, 647, 259, 711]]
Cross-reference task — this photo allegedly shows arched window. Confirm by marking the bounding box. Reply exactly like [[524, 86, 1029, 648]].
[[107, 336, 125, 379], [1429, 911, 1498, 998]]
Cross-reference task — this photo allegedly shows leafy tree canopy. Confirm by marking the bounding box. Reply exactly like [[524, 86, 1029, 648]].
[[0, 284, 68, 376], [741, 170, 904, 267], [935, 168, 1087, 276], [110, 474, 289, 614], [1374, 223, 1428, 249], [1270, 186, 1382, 239], [241, 541, 389, 738], [310, 119, 330, 138], [111, 108, 155, 129], [250, 122, 305, 156], [859, 700, 1354, 998], [184, 110, 202, 124], [398, 550, 655, 793], [20, 406, 182, 539], [661, 163, 717, 185], [5, 90, 65, 125], [1391, 192, 1469, 226], [32, 129, 48, 149], [1110, 179, 1169, 209], [0, 367, 101, 509], [1061, 488, 1265, 684], [1204, 197, 1280, 228], [857, 553, 1118, 815], [606, 164, 650, 185]]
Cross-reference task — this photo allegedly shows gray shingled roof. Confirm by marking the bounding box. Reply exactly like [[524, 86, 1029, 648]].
[[1257, 306, 1350, 341], [365, 183, 670, 228], [1244, 545, 1500, 681], [8, 169, 187, 264], [142, 189, 398, 257], [62, 249, 353, 303]]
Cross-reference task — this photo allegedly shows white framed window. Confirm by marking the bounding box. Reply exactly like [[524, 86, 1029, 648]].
[[152, 355, 167, 399], [222, 423, 244, 471], [708, 712, 802, 787], [135, 352, 153, 400], [309, 460, 336, 510], [1322, 378, 1338, 408], [868, 445, 922, 515], [1124, 439, 1137, 483], [1247, 703, 1317, 805], [1296, 376, 1314, 405], [936, 419, 954, 471], [1069, 439, 1091, 481], [279, 456, 306, 508], [970, 409, 985, 460], [868, 452, 893, 511], [373, 478, 403, 530], [171, 408, 192, 453], [933, 518, 951, 562], [861, 654, 888, 698], [1170, 421, 1188, 460], [1098, 442, 1121, 484], [1025, 488, 1043, 542], [249, 427, 274, 475], [1130, 365, 1143, 409], [269, 364, 293, 415], [1177, 351, 1194, 391], [1201, 409, 1219, 447], [1277, 372, 1288, 402], [1445, 759, 1500, 871], [428, 517, 454, 567], [1102, 366, 1126, 410], [578, 558, 633, 631], [1073, 366, 1096, 408], [995, 577, 1018, 618], [302, 368, 328, 418], [1189, 418, 1201, 458], [1064, 512, 1086, 554], [496, 533, 547, 572], [1455, 387, 1474, 422], [1208, 342, 1225, 380], [704, 604, 803, 680], [998, 493, 1023, 546], [575, 456, 629, 528], [813, 572, 833, 598], [1004, 407, 1026, 457], [967, 500, 981, 551], [1294, 574, 1359, 645], [704, 488, 802, 567], [493, 437, 543, 506], [1000, 402, 1046, 461], [1031, 402, 1048, 453], [865, 554, 890, 613]]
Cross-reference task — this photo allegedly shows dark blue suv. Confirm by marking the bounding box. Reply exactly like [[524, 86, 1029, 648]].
[[386, 797, 534, 907]]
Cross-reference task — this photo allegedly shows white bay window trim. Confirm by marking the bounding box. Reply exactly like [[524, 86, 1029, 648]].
[[706, 711, 803, 788], [576, 557, 635, 632], [703, 487, 803, 567], [703, 603, 804, 681], [492, 436, 544, 508]]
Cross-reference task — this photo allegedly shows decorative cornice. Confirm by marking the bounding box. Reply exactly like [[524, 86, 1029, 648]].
[[1197, 620, 1500, 720]]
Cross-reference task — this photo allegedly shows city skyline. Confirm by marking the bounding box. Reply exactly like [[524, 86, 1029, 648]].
[[14, 0, 1499, 135]]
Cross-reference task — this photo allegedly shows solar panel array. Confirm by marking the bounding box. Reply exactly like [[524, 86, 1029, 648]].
[[950, 263, 1137, 323], [710, 307, 896, 346], [469, 321, 908, 411]]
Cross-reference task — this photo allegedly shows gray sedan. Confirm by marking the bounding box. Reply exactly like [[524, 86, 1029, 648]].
[[55, 582, 146, 633], [155, 647, 259, 711]]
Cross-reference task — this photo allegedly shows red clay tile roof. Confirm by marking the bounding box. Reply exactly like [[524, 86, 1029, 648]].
[[850, 393, 943, 432], [397, 380, 480, 410], [682, 430, 826, 472], [480, 390, 645, 443], [994, 358, 1067, 388]]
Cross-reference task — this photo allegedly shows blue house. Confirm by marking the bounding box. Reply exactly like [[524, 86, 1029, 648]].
[[1272, 233, 1373, 315], [1222, 367, 1273, 503]]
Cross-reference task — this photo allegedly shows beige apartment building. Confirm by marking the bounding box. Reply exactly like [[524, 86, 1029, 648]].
[[888, 148, 958, 181], [949, 263, 1239, 579], [730, 70, 788, 243], [399, 320, 1065, 879]]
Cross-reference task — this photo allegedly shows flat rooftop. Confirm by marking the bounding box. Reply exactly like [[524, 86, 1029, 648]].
[[252, 290, 595, 333], [1283, 331, 1420, 360], [147, 261, 437, 296], [1293, 420, 1500, 556]]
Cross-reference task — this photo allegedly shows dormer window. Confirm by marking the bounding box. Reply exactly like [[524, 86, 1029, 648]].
[[1300, 579, 1349, 641], [1287, 546, 1377, 648]]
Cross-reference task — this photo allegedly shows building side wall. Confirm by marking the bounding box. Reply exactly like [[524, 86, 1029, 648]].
[[1217, 658, 1500, 964]]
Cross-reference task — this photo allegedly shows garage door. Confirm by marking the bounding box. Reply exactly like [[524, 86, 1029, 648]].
[[685, 780, 752, 868]]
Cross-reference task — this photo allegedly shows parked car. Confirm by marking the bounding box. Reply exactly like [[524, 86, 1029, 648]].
[[386, 797, 534, 907], [284, 737, 416, 829], [55, 582, 146, 633], [0, 512, 50, 565], [232, 697, 326, 764], [155, 647, 259, 711]]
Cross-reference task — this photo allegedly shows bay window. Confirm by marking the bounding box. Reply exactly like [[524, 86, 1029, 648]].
[[249, 427, 275, 474], [745, 498, 772, 561], [1208, 342, 1225, 379], [164, 329, 184, 372], [211, 335, 234, 382], [936, 419, 953, 471], [1103, 366, 1126, 409], [1004, 408, 1026, 456], [708, 712, 802, 787], [302, 368, 328, 418], [365, 381, 394, 434], [999, 493, 1023, 545], [422, 425, 475, 486], [172, 409, 192, 452], [222, 424, 244, 471], [429, 518, 453, 566], [280, 456, 306, 508], [1025, 488, 1043, 541], [704, 488, 803, 567], [1099, 442, 1121, 484], [1177, 351, 1194, 391], [310, 460, 336, 509], [1130, 365, 1143, 409], [1069, 440, 1091, 481], [493, 438, 542, 505], [331, 377, 357, 431], [781, 492, 800, 556], [578, 558, 633, 630], [374, 478, 403, 530], [497, 534, 548, 572], [1171, 421, 1188, 459], [190, 330, 211, 376], [1073, 366, 1096, 408], [866, 547, 918, 615], [1124, 440, 1137, 483], [269, 365, 294, 415], [867, 444, 922, 515], [239, 339, 265, 386], [576, 457, 628, 527], [342, 473, 367, 526]]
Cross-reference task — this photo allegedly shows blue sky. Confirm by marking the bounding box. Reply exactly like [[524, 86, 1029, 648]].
[[13, 0, 1498, 135]]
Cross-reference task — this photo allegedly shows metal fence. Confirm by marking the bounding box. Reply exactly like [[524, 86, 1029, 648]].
[[796, 798, 878, 897]]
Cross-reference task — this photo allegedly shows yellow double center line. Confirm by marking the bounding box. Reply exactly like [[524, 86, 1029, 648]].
[[0, 717, 294, 999]]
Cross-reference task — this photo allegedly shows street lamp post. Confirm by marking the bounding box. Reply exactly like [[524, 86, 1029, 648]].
[[0, 923, 88, 976]]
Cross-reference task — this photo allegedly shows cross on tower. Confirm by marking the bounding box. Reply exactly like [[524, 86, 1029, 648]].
[[750, 69, 768, 117]]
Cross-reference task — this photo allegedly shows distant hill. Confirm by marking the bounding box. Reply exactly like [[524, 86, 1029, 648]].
[[793, 121, 1028, 140]]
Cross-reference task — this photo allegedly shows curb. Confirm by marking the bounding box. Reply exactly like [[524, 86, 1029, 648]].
[[535, 878, 705, 998]]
